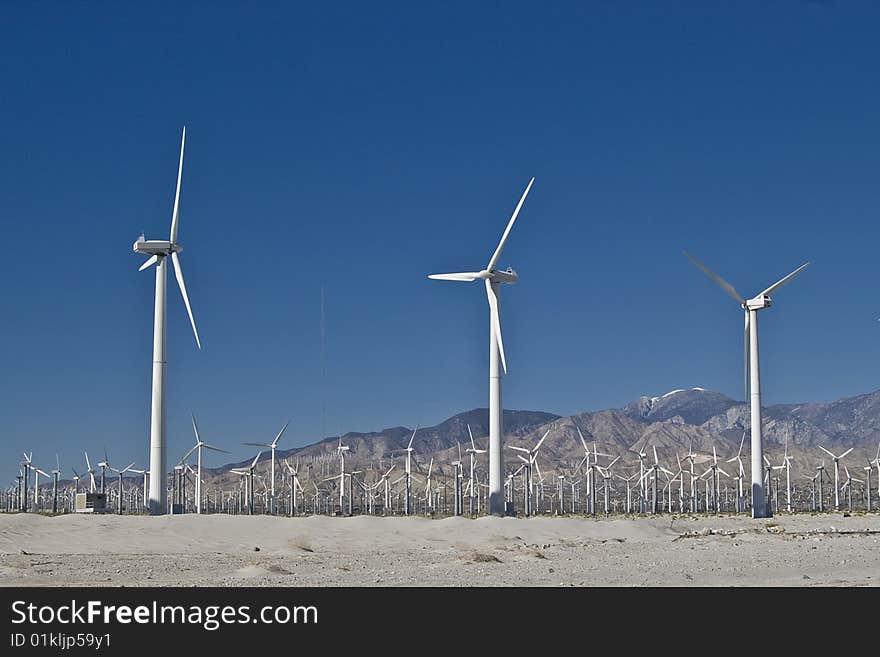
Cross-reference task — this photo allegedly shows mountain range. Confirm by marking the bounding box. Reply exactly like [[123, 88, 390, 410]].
[[203, 387, 880, 488]]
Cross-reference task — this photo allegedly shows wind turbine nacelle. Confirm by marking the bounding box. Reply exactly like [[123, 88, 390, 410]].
[[745, 295, 772, 310], [491, 268, 518, 284], [133, 238, 182, 255]]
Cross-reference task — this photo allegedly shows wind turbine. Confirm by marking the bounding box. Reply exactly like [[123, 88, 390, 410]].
[[231, 452, 262, 515], [422, 457, 435, 514], [181, 414, 230, 514], [97, 449, 111, 494], [700, 445, 729, 513], [685, 251, 809, 518], [428, 177, 535, 515], [726, 432, 747, 513], [595, 456, 621, 515], [774, 438, 794, 513], [818, 445, 853, 511], [29, 463, 49, 512], [133, 127, 202, 515], [865, 440, 879, 512], [451, 443, 464, 516], [465, 424, 487, 516], [283, 459, 304, 516], [507, 428, 550, 518], [128, 467, 150, 512], [243, 419, 290, 514], [20, 452, 32, 512], [108, 462, 136, 514], [50, 455, 61, 514], [840, 466, 863, 512], [82, 452, 97, 493]]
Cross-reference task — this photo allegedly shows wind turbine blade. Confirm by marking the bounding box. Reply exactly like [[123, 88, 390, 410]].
[[408, 426, 418, 450], [139, 255, 159, 272], [202, 444, 230, 454], [485, 279, 507, 374], [171, 251, 201, 349], [170, 126, 185, 243], [839, 447, 854, 460], [533, 460, 543, 482], [507, 446, 531, 453], [534, 430, 551, 454], [179, 445, 198, 464], [242, 442, 270, 447], [486, 177, 534, 271], [818, 446, 835, 459], [272, 419, 292, 447], [575, 424, 589, 454], [758, 262, 810, 298], [684, 251, 745, 304], [467, 424, 475, 451], [652, 445, 658, 465], [427, 272, 482, 282], [191, 413, 201, 443]]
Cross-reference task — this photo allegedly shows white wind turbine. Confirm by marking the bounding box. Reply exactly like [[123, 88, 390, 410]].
[[840, 466, 863, 512], [375, 464, 395, 515], [133, 127, 202, 515], [428, 177, 535, 515], [82, 452, 97, 493], [422, 457, 435, 514], [726, 432, 747, 512], [231, 451, 262, 515], [181, 414, 230, 514], [283, 459, 304, 516], [818, 445, 853, 511], [508, 428, 551, 518], [242, 419, 291, 514], [128, 467, 150, 511], [465, 424, 487, 516], [865, 440, 880, 512], [108, 462, 136, 514], [685, 251, 809, 518], [396, 426, 420, 516], [775, 438, 794, 513]]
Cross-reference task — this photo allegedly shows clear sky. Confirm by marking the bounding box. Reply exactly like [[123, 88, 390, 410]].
[[2, 1, 879, 481]]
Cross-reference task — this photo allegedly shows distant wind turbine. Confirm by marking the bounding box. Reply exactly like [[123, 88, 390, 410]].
[[183, 414, 230, 514], [685, 251, 809, 518]]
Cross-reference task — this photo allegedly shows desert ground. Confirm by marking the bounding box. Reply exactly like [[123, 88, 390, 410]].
[[0, 512, 878, 586]]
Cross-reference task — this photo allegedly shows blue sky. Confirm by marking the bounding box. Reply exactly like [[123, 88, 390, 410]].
[[2, 1, 879, 480]]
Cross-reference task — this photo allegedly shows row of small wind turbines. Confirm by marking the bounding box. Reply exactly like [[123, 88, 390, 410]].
[[8, 408, 879, 518], [34, 127, 836, 519]]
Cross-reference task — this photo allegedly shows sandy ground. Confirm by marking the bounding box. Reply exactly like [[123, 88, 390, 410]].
[[0, 512, 878, 586]]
